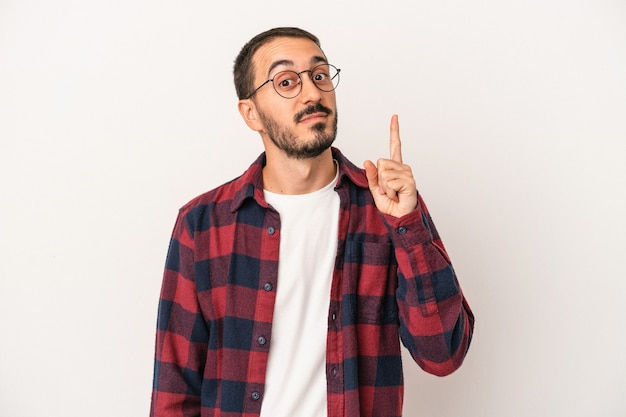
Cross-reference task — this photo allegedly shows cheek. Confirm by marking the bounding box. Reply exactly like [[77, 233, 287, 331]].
[[325, 94, 338, 114], [260, 97, 295, 120]]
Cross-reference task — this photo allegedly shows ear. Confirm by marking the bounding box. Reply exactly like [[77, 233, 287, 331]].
[[238, 99, 264, 132]]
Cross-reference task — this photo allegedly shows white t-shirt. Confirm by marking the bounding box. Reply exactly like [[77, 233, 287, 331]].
[[260, 170, 340, 417]]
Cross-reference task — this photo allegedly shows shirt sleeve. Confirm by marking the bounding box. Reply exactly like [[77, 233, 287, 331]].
[[150, 210, 208, 417], [382, 194, 475, 377]]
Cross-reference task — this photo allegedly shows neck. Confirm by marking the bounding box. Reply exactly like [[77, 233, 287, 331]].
[[262, 148, 336, 195]]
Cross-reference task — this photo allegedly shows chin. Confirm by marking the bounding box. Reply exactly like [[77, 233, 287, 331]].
[[312, 122, 326, 131]]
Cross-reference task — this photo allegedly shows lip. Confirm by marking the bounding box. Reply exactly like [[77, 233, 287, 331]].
[[298, 112, 328, 123]]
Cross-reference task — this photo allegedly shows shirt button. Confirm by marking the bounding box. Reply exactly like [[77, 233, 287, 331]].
[[251, 391, 261, 401], [257, 336, 267, 345], [263, 282, 273, 292], [398, 226, 407, 235], [267, 226, 275, 235], [330, 367, 338, 377], [331, 312, 337, 321]]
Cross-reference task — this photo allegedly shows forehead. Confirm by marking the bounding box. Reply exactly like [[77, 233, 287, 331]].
[[252, 37, 327, 78]]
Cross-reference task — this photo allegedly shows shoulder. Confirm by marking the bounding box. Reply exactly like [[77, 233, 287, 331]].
[[180, 176, 240, 212], [177, 152, 266, 228], [332, 147, 369, 189]]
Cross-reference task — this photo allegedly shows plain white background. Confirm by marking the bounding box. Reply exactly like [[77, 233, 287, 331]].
[[1, 1, 625, 416]]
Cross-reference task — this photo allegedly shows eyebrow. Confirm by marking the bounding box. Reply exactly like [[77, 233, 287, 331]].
[[266, 55, 328, 76]]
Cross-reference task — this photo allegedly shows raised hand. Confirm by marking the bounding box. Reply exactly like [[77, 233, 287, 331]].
[[363, 115, 418, 218]]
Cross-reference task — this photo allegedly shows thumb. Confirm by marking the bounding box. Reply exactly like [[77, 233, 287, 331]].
[[363, 160, 379, 191]]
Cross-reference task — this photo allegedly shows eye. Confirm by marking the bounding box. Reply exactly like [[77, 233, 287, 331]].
[[273, 72, 299, 91], [312, 66, 331, 84]]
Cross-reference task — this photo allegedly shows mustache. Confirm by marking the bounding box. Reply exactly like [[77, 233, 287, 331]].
[[294, 103, 333, 123]]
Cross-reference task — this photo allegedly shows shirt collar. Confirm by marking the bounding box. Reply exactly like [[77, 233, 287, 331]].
[[230, 147, 368, 212]]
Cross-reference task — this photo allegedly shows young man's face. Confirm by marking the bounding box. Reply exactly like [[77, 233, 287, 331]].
[[248, 37, 338, 159]]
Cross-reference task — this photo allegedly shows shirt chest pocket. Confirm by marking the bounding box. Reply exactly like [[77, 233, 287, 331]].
[[344, 240, 399, 324]]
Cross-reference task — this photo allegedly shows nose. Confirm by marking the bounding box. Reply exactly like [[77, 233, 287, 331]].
[[298, 72, 323, 103]]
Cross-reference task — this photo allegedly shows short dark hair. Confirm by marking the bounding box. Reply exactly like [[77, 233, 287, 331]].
[[233, 27, 321, 100]]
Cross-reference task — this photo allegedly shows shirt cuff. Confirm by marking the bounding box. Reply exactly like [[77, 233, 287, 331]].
[[380, 202, 433, 247]]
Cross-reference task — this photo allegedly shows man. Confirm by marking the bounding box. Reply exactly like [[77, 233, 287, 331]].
[[150, 27, 474, 417]]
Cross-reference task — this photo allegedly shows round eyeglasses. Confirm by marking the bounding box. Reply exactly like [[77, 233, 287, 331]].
[[245, 63, 341, 99]]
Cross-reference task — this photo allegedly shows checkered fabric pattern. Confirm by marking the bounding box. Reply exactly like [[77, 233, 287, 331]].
[[150, 147, 474, 417]]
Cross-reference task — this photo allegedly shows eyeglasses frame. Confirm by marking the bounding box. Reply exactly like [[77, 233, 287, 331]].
[[244, 63, 341, 100]]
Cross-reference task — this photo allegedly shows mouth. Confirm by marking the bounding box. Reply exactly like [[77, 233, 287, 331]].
[[298, 112, 329, 124]]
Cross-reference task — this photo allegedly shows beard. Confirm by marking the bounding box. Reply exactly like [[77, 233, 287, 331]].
[[257, 103, 338, 160]]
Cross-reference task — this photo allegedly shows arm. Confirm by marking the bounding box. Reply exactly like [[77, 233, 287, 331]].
[[383, 196, 474, 376], [364, 115, 474, 376], [150, 211, 208, 416]]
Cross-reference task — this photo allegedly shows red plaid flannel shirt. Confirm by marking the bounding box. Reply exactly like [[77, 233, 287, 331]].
[[150, 147, 474, 417]]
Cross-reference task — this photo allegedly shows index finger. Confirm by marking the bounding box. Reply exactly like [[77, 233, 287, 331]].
[[389, 114, 403, 163]]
